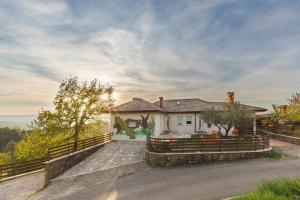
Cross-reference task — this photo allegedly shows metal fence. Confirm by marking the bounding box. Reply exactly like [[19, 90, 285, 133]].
[[0, 133, 111, 180], [0, 157, 47, 179], [48, 133, 111, 159]]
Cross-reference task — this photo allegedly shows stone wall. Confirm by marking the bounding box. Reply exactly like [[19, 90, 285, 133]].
[[44, 142, 108, 185], [145, 148, 272, 167], [261, 130, 300, 145]]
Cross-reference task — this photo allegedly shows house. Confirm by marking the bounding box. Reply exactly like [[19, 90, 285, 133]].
[[110, 92, 267, 140]]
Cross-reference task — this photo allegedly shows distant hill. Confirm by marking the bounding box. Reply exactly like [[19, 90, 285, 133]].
[[0, 115, 36, 129]]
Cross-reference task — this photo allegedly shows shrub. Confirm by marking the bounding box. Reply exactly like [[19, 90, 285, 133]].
[[15, 130, 70, 160], [0, 152, 11, 165]]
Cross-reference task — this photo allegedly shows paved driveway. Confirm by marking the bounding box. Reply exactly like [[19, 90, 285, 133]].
[[58, 140, 145, 179]]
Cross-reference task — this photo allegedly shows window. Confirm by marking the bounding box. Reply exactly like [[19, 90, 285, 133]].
[[185, 116, 192, 125], [177, 116, 183, 126], [207, 122, 212, 128], [126, 119, 138, 128]]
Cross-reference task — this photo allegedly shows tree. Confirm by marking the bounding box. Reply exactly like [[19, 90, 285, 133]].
[[231, 104, 254, 134], [31, 77, 114, 149], [201, 108, 222, 133], [0, 127, 22, 152], [202, 103, 254, 137], [270, 93, 300, 126], [287, 93, 300, 124]]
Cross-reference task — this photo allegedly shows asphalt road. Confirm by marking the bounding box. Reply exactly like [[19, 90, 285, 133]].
[[53, 158, 300, 200]]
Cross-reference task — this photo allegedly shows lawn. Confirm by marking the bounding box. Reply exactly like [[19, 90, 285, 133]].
[[234, 178, 300, 200]]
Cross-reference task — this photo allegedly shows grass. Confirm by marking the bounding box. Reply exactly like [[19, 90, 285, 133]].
[[265, 150, 284, 159], [234, 178, 300, 200]]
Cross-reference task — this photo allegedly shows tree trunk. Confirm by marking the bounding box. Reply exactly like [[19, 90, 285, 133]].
[[73, 126, 80, 151], [225, 127, 231, 137]]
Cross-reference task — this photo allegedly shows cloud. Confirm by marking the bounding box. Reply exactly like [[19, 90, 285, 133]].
[[0, 0, 300, 114]]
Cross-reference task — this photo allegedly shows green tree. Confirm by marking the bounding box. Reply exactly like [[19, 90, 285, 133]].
[[202, 103, 254, 137], [0, 127, 22, 152], [31, 77, 114, 149], [0, 152, 11, 165], [231, 104, 253, 134], [202, 108, 222, 133], [15, 130, 69, 160], [287, 93, 300, 124]]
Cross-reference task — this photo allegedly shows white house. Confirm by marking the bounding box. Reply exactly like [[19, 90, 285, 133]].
[[110, 92, 267, 140]]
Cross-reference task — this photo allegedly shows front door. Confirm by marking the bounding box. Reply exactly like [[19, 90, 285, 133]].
[[196, 114, 203, 132]]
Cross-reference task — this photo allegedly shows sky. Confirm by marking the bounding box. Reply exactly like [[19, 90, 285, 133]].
[[0, 0, 300, 115]]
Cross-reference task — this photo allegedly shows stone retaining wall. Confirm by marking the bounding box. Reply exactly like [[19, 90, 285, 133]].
[[145, 148, 272, 167], [261, 130, 300, 145], [44, 142, 108, 185]]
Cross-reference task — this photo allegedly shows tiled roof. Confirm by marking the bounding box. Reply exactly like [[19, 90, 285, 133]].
[[113, 98, 267, 113], [112, 98, 164, 112], [153, 98, 213, 112]]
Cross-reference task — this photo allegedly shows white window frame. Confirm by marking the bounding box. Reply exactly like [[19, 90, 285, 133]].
[[185, 116, 193, 126], [177, 116, 183, 126]]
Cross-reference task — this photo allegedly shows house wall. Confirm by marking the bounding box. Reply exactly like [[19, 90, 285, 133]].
[[110, 112, 164, 139], [166, 112, 257, 136], [168, 113, 195, 135], [111, 111, 257, 138]]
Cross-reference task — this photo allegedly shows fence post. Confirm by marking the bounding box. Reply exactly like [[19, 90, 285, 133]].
[[254, 136, 257, 151], [48, 149, 50, 160], [0, 164, 2, 179], [146, 135, 149, 151], [93, 137, 96, 145], [12, 162, 15, 176], [26, 160, 29, 173]]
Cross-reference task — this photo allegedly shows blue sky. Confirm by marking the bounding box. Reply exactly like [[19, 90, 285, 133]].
[[0, 0, 300, 114]]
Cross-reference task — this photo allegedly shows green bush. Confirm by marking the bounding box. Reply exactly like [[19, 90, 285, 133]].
[[235, 178, 300, 200], [265, 150, 283, 159], [0, 152, 11, 165], [15, 130, 70, 160]]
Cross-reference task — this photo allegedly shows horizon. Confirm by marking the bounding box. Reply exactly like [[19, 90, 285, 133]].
[[1, 0, 300, 115]]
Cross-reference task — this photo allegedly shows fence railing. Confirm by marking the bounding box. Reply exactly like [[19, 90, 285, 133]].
[[48, 133, 111, 159], [146, 132, 270, 153], [0, 157, 47, 180], [0, 133, 111, 180], [264, 125, 298, 136]]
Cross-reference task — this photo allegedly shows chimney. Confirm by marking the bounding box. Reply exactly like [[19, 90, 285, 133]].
[[227, 92, 234, 104], [159, 97, 163, 108]]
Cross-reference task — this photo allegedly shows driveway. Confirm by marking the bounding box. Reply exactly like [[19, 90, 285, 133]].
[[57, 140, 146, 179]]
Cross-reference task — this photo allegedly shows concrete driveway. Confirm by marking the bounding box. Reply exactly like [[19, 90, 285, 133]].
[[58, 140, 146, 179]]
